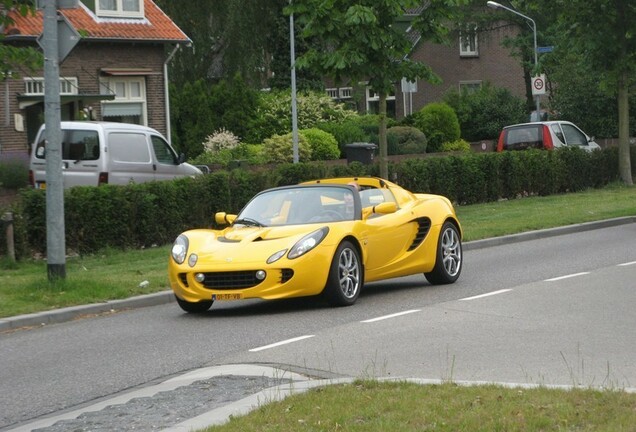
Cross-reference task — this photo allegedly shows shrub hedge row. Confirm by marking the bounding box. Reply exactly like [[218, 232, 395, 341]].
[[1, 146, 633, 258]]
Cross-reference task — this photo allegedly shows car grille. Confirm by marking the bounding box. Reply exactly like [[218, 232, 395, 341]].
[[407, 217, 431, 251], [200, 271, 264, 289]]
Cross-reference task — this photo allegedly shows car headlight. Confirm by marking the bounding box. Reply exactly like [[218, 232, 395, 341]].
[[288, 227, 329, 260], [171, 234, 189, 264]]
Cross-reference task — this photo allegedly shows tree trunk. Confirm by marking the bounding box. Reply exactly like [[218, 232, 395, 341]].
[[617, 69, 633, 185], [379, 91, 388, 180]]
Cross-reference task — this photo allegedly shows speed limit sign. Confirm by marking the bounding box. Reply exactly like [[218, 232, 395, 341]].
[[532, 74, 546, 96]]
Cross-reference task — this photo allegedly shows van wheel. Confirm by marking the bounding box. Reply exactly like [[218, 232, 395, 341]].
[[175, 296, 213, 313]]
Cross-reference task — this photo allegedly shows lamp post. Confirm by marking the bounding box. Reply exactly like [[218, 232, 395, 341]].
[[487, 1, 541, 121]]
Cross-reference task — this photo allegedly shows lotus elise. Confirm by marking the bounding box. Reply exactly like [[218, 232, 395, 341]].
[[168, 177, 462, 313]]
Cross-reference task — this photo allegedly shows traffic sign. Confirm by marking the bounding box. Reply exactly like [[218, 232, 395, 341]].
[[531, 74, 546, 96]]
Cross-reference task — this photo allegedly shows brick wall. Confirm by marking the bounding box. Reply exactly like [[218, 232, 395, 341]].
[[0, 42, 168, 158], [396, 24, 526, 118]]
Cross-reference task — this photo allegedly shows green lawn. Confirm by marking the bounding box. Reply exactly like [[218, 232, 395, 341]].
[[1, 183, 634, 318]]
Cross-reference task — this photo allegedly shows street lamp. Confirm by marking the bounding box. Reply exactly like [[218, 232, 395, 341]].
[[487, 1, 541, 121]]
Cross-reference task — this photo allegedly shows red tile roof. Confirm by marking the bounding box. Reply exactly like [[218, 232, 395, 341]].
[[4, 0, 190, 43]]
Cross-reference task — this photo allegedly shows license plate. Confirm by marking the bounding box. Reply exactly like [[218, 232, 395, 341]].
[[212, 293, 242, 301], [37, 182, 46, 190]]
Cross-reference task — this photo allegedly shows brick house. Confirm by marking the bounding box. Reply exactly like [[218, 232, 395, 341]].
[[0, 0, 190, 160], [326, 9, 526, 120]]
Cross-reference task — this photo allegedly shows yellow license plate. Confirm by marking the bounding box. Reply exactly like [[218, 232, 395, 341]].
[[37, 182, 47, 190], [212, 293, 242, 301]]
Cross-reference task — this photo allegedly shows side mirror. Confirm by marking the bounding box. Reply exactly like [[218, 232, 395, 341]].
[[215, 212, 236, 226], [177, 153, 186, 164], [362, 202, 397, 219]]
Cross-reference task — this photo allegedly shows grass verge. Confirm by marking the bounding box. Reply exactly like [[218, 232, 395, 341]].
[[202, 380, 636, 432], [0, 183, 634, 318]]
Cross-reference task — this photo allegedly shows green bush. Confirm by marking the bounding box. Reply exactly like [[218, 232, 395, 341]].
[[300, 128, 340, 160], [190, 143, 265, 168], [262, 133, 312, 163], [317, 119, 370, 157], [5, 146, 631, 258], [248, 90, 358, 143], [0, 160, 29, 190], [441, 139, 471, 153], [387, 126, 427, 155], [444, 84, 527, 142], [413, 103, 461, 153]]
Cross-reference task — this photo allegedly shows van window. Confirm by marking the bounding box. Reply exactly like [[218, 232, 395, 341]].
[[34, 130, 100, 161], [109, 132, 151, 163], [150, 136, 178, 165]]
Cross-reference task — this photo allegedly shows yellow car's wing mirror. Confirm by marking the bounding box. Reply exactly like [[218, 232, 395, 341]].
[[362, 202, 397, 219], [215, 212, 236, 226]]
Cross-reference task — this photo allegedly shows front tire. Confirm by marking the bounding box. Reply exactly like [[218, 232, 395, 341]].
[[323, 241, 362, 306], [425, 221, 462, 285], [175, 295, 213, 313]]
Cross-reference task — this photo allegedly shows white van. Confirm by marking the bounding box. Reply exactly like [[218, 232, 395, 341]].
[[29, 121, 202, 189]]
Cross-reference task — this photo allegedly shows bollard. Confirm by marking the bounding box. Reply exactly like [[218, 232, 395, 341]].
[[2, 212, 15, 262]]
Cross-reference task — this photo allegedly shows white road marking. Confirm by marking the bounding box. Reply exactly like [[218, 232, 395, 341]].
[[544, 272, 590, 282], [249, 335, 315, 352], [361, 309, 421, 323], [617, 261, 636, 267], [459, 289, 512, 301]]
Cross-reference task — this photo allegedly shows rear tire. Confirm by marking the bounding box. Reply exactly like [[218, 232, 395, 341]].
[[425, 222, 462, 285], [175, 295, 213, 313], [323, 241, 362, 306]]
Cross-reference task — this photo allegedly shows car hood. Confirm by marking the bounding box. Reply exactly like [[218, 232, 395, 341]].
[[181, 224, 335, 265]]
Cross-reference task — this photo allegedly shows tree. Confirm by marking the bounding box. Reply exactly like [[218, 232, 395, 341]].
[[289, 0, 466, 179], [0, 1, 42, 77], [552, 0, 634, 185]]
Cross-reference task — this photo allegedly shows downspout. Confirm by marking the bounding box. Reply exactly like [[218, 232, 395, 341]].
[[163, 44, 180, 145]]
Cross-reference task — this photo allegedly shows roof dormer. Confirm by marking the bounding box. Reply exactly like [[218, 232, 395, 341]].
[[92, 0, 144, 19]]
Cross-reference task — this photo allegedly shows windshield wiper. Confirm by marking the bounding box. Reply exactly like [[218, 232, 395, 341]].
[[233, 217, 266, 227]]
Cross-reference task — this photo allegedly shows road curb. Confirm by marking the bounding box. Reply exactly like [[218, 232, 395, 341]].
[[2, 216, 634, 333]]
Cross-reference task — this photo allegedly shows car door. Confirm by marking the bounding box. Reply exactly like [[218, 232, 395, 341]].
[[107, 131, 155, 185], [560, 123, 589, 148], [150, 135, 185, 181], [359, 189, 415, 276]]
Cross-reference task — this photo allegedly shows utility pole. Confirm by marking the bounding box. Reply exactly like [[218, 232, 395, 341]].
[[42, 0, 66, 280]]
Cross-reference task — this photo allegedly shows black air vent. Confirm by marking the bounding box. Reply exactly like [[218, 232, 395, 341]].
[[407, 217, 431, 251]]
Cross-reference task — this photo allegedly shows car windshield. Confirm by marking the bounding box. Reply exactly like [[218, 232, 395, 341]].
[[236, 186, 358, 226]]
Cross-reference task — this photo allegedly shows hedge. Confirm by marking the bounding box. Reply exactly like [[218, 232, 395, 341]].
[[1, 146, 633, 258]]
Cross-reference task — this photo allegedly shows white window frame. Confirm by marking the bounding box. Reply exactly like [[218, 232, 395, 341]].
[[338, 87, 353, 99], [326, 88, 338, 99], [96, 0, 144, 18], [100, 76, 148, 126], [24, 77, 78, 95], [365, 87, 395, 113], [459, 24, 479, 57]]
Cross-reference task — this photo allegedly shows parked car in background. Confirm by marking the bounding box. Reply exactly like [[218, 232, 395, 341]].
[[496, 121, 601, 152], [29, 122, 201, 189]]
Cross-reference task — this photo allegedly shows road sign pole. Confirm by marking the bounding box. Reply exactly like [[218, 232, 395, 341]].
[[43, 0, 66, 281]]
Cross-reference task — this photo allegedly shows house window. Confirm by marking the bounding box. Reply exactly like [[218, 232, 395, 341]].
[[96, 0, 144, 18], [24, 77, 78, 95], [326, 88, 338, 99], [366, 87, 396, 117], [339, 87, 353, 99], [459, 80, 482, 94], [459, 24, 478, 57], [100, 77, 147, 125]]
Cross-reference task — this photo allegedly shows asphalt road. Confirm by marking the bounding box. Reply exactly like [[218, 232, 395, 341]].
[[1, 220, 635, 430]]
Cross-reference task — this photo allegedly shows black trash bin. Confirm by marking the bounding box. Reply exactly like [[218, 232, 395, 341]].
[[345, 142, 377, 165]]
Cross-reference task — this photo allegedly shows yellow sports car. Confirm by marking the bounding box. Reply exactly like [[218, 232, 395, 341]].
[[169, 177, 462, 313]]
